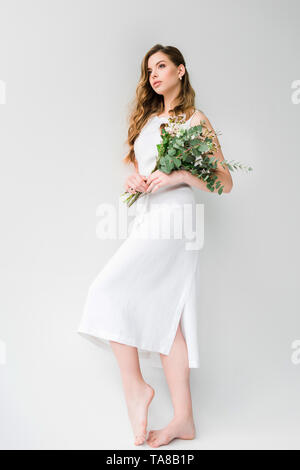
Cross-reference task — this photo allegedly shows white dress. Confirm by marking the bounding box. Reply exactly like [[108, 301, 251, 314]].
[[77, 110, 201, 368]]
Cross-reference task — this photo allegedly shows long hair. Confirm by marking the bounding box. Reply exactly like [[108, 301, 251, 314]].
[[123, 44, 196, 166]]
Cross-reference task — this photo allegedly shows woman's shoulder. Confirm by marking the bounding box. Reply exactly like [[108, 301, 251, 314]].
[[190, 108, 208, 126]]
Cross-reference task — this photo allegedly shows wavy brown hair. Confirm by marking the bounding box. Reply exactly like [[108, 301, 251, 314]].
[[123, 44, 197, 168]]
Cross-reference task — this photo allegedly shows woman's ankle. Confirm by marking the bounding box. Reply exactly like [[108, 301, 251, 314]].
[[122, 377, 148, 395], [172, 411, 194, 422]]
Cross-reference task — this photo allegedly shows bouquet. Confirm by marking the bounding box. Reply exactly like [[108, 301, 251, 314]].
[[122, 114, 252, 207]]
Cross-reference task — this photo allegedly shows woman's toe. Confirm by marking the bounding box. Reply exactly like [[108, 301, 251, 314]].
[[135, 435, 144, 445]]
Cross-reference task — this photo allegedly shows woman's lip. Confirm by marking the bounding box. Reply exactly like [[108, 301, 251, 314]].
[[153, 81, 162, 87]]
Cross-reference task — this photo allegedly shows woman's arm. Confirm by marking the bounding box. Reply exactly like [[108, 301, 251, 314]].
[[180, 110, 233, 194]]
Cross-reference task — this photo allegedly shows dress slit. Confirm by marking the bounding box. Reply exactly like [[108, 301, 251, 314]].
[[159, 253, 200, 367]]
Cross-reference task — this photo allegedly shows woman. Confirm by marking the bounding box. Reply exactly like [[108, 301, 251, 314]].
[[77, 44, 233, 448]]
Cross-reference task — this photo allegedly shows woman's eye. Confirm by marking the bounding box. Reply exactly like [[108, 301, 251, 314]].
[[148, 64, 165, 75]]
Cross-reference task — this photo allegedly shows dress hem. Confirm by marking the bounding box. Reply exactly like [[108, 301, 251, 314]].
[[76, 327, 199, 369]]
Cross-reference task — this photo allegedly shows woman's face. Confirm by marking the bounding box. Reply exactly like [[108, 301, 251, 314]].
[[147, 52, 182, 94]]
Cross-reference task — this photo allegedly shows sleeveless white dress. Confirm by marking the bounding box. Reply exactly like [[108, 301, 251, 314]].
[[77, 110, 201, 368]]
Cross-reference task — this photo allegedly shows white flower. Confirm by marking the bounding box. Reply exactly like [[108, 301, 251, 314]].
[[165, 117, 186, 137]]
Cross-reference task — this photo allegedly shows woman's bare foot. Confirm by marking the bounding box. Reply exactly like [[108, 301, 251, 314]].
[[146, 415, 195, 448], [125, 381, 155, 446]]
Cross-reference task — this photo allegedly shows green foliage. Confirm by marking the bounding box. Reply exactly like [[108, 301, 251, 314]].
[[123, 118, 253, 205]]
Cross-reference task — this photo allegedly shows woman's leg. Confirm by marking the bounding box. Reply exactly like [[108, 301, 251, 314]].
[[109, 341, 155, 446], [146, 321, 196, 448]]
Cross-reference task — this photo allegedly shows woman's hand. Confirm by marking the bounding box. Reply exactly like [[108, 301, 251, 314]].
[[146, 170, 185, 193], [125, 171, 149, 194]]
